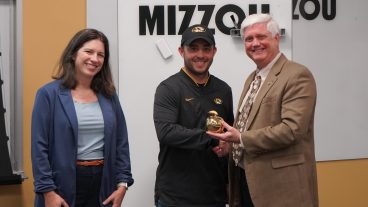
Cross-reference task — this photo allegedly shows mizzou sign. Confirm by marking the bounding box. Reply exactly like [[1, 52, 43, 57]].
[[139, 0, 336, 35]]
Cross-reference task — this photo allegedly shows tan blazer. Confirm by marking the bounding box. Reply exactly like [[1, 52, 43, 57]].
[[229, 54, 319, 207]]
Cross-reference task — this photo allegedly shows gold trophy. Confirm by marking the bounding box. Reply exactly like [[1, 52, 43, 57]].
[[206, 110, 223, 133]]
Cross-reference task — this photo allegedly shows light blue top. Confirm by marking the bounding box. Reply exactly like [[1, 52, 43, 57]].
[[74, 101, 104, 160]]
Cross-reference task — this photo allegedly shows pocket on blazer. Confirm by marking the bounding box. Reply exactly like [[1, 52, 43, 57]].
[[261, 96, 276, 104], [271, 154, 305, 169]]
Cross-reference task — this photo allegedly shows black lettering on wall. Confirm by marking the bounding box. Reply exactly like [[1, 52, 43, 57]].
[[168, 5, 176, 35], [198, 5, 216, 35], [292, 0, 299, 19], [178, 5, 196, 34], [215, 4, 245, 35], [139, 6, 165, 35], [138, 2, 337, 36], [198, 5, 215, 27], [261, 4, 270, 14], [293, 0, 336, 20], [322, 0, 336, 20], [299, 0, 320, 20], [249, 4, 257, 15]]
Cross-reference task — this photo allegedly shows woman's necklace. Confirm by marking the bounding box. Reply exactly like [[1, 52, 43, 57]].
[[71, 88, 97, 103]]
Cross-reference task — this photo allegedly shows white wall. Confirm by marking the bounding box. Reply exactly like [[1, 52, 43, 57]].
[[88, 0, 368, 206], [292, 0, 368, 161]]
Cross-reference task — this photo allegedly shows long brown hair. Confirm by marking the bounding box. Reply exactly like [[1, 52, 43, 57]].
[[53, 28, 115, 97]]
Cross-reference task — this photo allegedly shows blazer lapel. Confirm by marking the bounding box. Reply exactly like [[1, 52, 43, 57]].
[[58, 87, 78, 140], [246, 54, 288, 129]]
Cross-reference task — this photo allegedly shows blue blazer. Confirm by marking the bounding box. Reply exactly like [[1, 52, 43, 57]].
[[31, 80, 134, 207]]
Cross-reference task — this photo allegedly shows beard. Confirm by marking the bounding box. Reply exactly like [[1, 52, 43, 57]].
[[184, 58, 213, 77]]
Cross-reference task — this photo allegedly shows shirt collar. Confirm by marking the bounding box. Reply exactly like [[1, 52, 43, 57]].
[[256, 52, 281, 79], [181, 67, 210, 87]]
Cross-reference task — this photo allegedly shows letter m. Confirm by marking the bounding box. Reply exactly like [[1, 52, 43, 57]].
[[139, 6, 164, 35]]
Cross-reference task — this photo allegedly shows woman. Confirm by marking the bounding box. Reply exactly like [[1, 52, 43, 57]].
[[31, 28, 134, 207]]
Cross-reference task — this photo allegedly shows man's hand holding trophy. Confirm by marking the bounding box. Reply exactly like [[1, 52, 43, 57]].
[[206, 110, 229, 157]]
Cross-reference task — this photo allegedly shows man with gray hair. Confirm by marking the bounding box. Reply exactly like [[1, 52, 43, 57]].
[[207, 13, 319, 206]]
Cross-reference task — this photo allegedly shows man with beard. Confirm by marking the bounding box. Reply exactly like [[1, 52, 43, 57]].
[[153, 24, 234, 207]]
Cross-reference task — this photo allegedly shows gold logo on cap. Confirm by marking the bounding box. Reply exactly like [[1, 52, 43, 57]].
[[185, 97, 194, 102], [214, 98, 222, 104], [192, 26, 206, 33]]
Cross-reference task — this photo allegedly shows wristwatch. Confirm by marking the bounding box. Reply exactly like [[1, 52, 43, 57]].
[[117, 182, 128, 190]]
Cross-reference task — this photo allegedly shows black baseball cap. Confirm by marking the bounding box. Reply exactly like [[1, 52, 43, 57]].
[[181, 24, 215, 46]]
